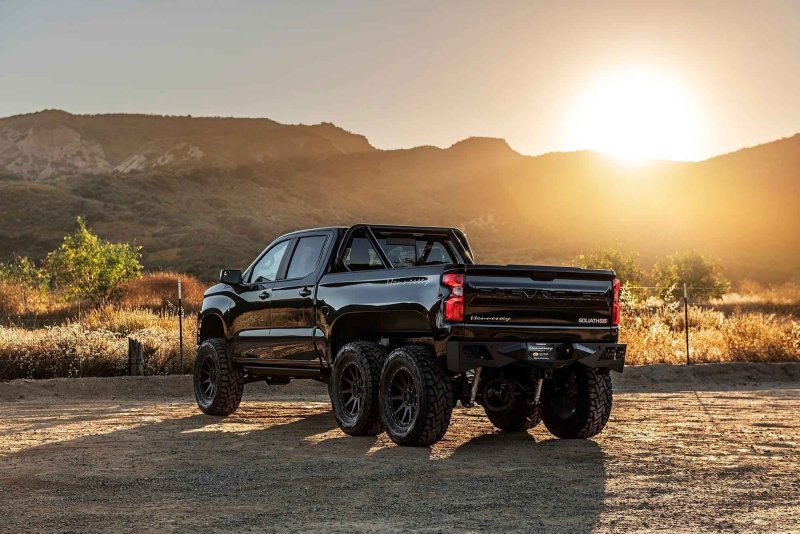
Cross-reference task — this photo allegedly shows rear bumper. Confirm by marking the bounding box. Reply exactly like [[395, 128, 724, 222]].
[[446, 340, 626, 373]]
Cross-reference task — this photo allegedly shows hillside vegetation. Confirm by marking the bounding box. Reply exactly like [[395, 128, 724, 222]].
[[0, 110, 798, 282]]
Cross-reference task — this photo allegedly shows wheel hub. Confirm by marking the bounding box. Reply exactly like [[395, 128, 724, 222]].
[[339, 362, 365, 419], [387, 367, 418, 428], [483, 377, 516, 412], [197, 353, 219, 404], [550, 371, 579, 418]]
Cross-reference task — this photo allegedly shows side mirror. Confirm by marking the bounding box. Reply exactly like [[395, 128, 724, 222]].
[[219, 269, 243, 285]]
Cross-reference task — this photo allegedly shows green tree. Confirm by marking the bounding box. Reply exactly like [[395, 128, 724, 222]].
[[46, 217, 142, 303], [0, 255, 49, 313], [573, 247, 646, 301], [654, 251, 730, 302]]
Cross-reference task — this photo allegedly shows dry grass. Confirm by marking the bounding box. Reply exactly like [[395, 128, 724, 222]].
[[0, 324, 127, 378], [0, 278, 798, 379], [0, 272, 204, 325], [0, 272, 201, 379], [118, 272, 204, 312], [622, 296, 800, 365], [0, 282, 73, 320], [0, 309, 197, 379]]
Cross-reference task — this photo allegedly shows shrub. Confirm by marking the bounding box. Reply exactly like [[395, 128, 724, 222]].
[[573, 247, 645, 284], [573, 247, 646, 301], [46, 217, 143, 303], [653, 251, 730, 302], [0, 256, 49, 314]]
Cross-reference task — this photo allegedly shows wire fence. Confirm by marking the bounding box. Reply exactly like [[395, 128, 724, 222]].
[[620, 284, 694, 365], [618, 283, 800, 366]]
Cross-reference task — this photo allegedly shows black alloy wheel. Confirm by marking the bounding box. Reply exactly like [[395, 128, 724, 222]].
[[192, 338, 244, 416], [338, 360, 367, 423], [482, 377, 543, 432], [385, 366, 419, 430], [196, 352, 219, 406], [329, 341, 387, 436], [548, 371, 580, 420], [379, 345, 452, 447]]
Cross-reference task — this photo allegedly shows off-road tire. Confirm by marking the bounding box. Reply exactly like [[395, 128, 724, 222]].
[[193, 338, 244, 416], [541, 365, 612, 439], [379, 345, 452, 446], [484, 398, 542, 432], [329, 341, 388, 436]]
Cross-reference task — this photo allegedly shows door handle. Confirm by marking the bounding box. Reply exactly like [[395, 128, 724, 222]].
[[299, 287, 312, 297], [259, 291, 270, 300]]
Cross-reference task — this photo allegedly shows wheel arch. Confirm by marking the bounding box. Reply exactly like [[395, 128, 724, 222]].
[[198, 310, 227, 343], [327, 309, 434, 363]]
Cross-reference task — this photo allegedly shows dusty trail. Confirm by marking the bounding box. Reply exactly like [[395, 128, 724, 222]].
[[1, 376, 798, 532]]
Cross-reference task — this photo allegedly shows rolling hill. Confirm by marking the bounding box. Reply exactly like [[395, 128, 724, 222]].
[[0, 110, 798, 281]]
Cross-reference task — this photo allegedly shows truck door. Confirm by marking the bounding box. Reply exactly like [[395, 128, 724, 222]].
[[230, 239, 291, 361], [268, 233, 331, 363]]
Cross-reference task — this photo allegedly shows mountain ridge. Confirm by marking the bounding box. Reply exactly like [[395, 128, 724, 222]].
[[6, 109, 796, 163], [0, 110, 376, 180], [0, 110, 797, 281]]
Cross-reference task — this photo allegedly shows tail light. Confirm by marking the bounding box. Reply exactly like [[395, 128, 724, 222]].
[[612, 278, 621, 326], [442, 273, 464, 322]]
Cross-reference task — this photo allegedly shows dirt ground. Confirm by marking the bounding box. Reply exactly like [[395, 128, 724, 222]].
[[1, 370, 799, 533]]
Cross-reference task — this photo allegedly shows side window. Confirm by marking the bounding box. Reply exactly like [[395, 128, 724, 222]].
[[249, 240, 290, 283], [343, 232, 384, 271], [286, 235, 328, 279]]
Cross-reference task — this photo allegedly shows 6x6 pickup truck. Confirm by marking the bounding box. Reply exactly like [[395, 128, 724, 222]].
[[194, 224, 626, 446]]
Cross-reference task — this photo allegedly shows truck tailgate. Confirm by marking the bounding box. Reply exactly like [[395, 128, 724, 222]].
[[463, 265, 615, 327]]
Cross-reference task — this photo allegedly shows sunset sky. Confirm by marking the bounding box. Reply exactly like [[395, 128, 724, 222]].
[[1, 0, 799, 161]]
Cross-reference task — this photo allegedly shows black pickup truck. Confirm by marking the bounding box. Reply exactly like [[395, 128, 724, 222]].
[[194, 224, 626, 446]]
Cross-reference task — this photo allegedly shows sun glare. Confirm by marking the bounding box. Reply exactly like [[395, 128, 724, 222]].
[[566, 68, 704, 163]]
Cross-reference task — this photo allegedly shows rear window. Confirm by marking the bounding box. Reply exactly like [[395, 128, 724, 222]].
[[377, 238, 454, 268], [341, 228, 462, 271]]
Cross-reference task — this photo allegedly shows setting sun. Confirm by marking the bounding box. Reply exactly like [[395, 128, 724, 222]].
[[566, 68, 706, 163]]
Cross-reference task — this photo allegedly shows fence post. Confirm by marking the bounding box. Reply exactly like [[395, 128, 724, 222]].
[[128, 338, 144, 376], [178, 278, 184, 374], [684, 283, 691, 366]]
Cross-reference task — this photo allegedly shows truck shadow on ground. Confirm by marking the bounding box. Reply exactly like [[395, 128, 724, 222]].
[[2, 403, 607, 532], [364, 418, 607, 531]]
